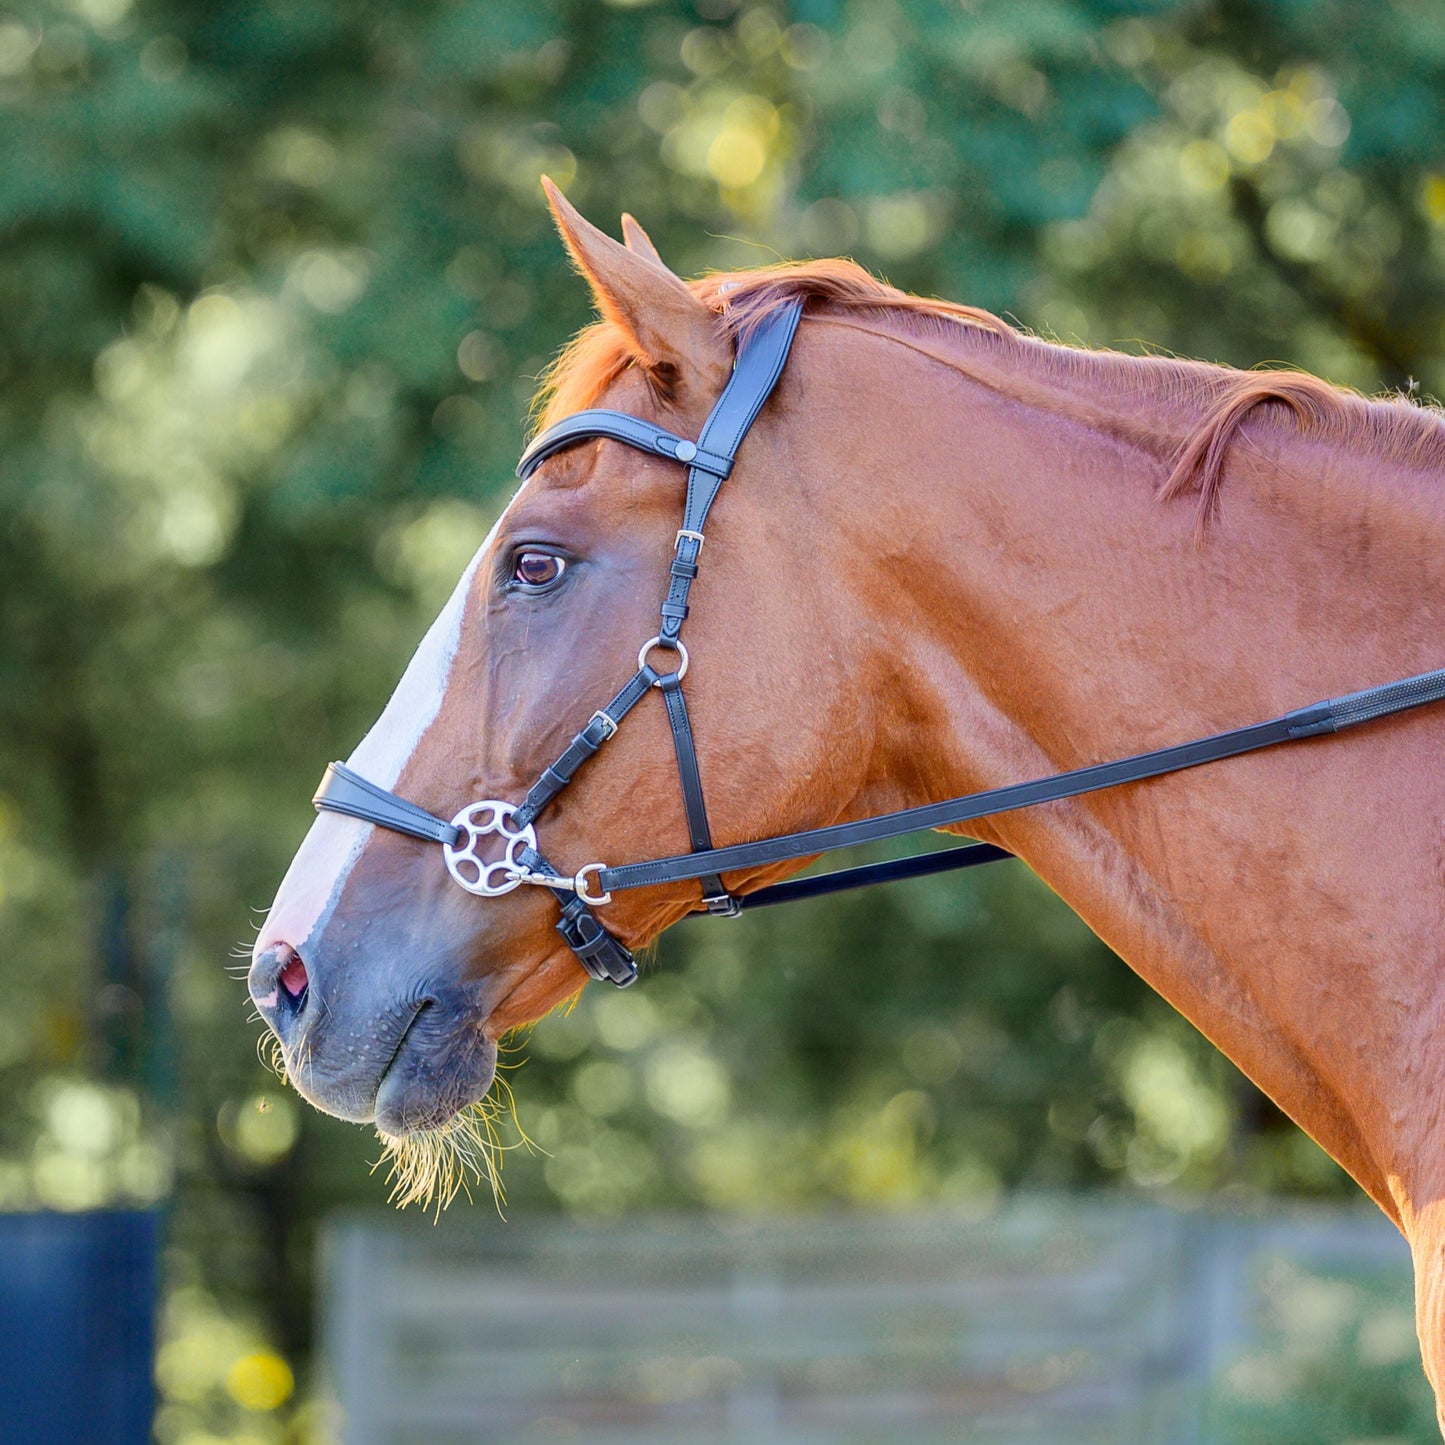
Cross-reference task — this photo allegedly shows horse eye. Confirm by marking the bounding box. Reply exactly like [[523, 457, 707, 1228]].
[[513, 551, 565, 588]]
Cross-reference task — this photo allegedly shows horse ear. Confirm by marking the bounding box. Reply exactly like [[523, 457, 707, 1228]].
[[620, 212, 664, 268], [542, 177, 730, 394]]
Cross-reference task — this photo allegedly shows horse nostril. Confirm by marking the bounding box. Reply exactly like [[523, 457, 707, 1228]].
[[251, 942, 309, 1017], [279, 953, 308, 1002]]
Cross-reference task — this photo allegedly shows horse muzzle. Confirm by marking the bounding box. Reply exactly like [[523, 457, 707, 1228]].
[[249, 940, 499, 1134]]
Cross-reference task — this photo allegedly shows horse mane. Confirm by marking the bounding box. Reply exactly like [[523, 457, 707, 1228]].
[[693, 259, 1013, 344], [1159, 369, 1445, 534], [533, 257, 1445, 533], [532, 258, 1012, 430]]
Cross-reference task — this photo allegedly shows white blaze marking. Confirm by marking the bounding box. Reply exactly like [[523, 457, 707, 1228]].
[[255, 507, 511, 962]]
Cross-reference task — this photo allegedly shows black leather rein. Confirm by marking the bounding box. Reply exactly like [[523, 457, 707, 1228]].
[[314, 299, 1445, 987]]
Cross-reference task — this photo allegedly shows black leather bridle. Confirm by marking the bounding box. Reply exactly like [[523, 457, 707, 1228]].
[[314, 302, 805, 985], [313, 298, 1445, 988]]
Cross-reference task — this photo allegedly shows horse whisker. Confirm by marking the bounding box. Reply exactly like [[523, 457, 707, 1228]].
[[372, 1074, 531, 1216]]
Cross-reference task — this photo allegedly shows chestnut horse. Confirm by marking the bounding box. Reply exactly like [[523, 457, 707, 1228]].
[[251, 183, 1445, 1423]]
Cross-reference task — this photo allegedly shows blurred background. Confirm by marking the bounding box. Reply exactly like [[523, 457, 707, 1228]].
[[3, 0, 1445, 1440]]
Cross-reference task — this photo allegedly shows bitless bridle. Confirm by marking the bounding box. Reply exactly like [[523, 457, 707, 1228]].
[[313, 299, 1445, 987]]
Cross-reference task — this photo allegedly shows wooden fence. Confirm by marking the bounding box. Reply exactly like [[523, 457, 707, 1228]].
[[321, 1197, 1420, 1445]]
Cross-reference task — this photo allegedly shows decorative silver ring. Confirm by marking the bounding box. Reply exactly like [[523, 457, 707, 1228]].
[[574, 862, 612, 906], [638, 635, 688, 681], [443, 801, 538, 897]]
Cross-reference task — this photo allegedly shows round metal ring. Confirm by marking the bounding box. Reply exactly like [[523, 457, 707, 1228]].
[[574, 862, 612, 907], [637, 635, 688, 681], [443, 800, 538, 898]]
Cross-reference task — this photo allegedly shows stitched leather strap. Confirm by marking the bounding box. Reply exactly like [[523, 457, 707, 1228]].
[[656, 671, 736, 913], [517, 413, 732, 481], [597, 674, 1445, 893], [659, 303, 804, 646], [513, 665, 660, 829], [313, 762, 461, 846]]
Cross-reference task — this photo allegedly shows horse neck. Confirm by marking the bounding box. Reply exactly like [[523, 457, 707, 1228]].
[[806, 313, 1445, 1224], [819, 315, 1445, 758]]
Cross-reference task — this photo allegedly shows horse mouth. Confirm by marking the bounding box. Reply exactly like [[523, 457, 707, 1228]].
[[368, 1000, 427, 1125], [371, 1000, 499, 1137]]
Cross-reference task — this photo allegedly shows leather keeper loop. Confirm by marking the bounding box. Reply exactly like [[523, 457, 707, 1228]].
[[514, 770, 562, 826], [557, 896, 637, 986], [703, 887, 742, 917]]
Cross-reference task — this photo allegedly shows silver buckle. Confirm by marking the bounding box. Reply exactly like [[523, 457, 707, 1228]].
[[574, 863, 612, 906], [675, 528, 705, 552], [588, 709, 618, 741]]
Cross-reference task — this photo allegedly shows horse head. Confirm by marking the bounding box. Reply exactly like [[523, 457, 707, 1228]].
[[248, 184, 877, 1174]]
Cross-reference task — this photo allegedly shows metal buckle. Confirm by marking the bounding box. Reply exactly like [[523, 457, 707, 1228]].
[[675, 528, 705, 552], [574, 862, 612, 906], [588, 709, 618, 741], [638, 636, 689, 682]]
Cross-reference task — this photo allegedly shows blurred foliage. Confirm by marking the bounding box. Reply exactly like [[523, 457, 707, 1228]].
[[1212, 1259, 1439, 1444], [3, 0, 1445, 1438]]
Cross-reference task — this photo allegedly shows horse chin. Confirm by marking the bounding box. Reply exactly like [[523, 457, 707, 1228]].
[[273, 996, 500, 1143], [367, 1022, 511, 1212]]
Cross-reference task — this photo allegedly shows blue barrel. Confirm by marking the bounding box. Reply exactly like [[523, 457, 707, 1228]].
[[0, 1211, 160, 1445]]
